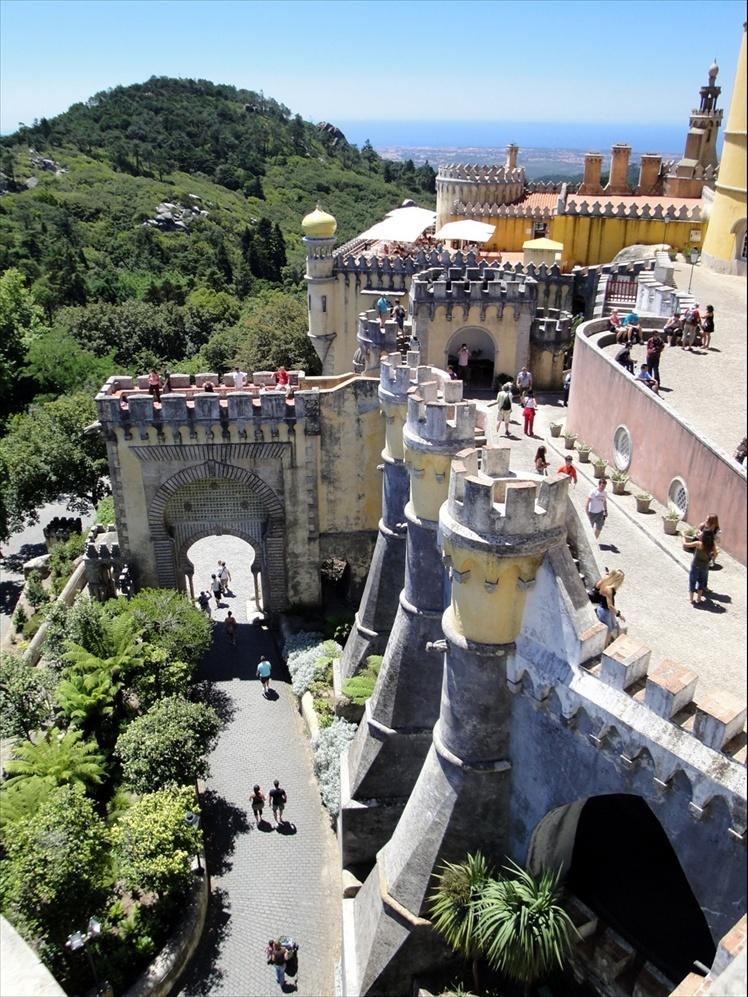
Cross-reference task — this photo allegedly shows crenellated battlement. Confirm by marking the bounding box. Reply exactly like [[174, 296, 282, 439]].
[[446, 446, 569, 544], [437, 163, 526, 183], [455, 199, 556, 220], [404, 388, 476, 448], [410, 267, 537, 305], [378, 355, 414, 402], [562, 198, 704, 221]]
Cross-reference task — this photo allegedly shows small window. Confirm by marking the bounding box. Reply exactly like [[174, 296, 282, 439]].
[[321, 295, 327, 314], [533, 221, 548, 238], [668, 477, 689, 516], [740, 229, 747, 261], [613, 424, 632, 472]]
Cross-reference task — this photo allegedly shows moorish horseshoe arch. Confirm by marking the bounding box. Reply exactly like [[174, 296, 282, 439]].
[[148, 461, 288, 612]]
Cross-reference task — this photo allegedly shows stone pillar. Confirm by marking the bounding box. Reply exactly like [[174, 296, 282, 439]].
[[636, 153, 662, 195], [506, 143, 519, 170], [340, 356, 416, 682], [605, 144, 632, 195], [578, 152, 603, 195], [340, 380, 478, 869], [344, 449, 569, 996]]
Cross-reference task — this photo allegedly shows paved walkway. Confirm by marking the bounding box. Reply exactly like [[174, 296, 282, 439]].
[[485, 399, 747, 701], [179, 536, 339, 997]]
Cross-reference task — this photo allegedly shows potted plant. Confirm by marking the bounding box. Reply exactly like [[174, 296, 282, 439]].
[[592, 456, 608, 479], [635, 491, 652, 513], [550, 421, 563, 439], [663, 509, 682, 535], [610, 470, 628, 495], [563, 430, 578, 449], [577, 441, 592, 463]]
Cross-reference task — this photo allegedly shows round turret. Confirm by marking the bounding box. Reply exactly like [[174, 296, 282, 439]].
[[302, 204, 337, 238]]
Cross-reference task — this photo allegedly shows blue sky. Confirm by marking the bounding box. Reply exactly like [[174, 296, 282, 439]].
[[0, 0, 744, 134]]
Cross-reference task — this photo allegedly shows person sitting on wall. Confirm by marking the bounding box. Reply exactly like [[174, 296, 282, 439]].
[[618, 311, 642, 345], [663, 312, 683, 346], [275, 366, 289, 388], [635, 363, 659, 395], [614, 343, 635, 374], [608, 309, 622, 336]]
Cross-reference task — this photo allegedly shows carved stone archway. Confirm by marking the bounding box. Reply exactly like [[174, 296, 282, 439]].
[[148, 461, 287, 612]]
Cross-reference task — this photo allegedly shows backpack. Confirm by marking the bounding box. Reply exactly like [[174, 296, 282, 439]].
[[684, 307, 698, 324], [500, 392, 512, 411], [587, 587, 604, 605]]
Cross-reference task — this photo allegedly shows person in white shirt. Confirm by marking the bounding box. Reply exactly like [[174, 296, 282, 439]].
[[516, 366, 533, 403], [233, 367, 248, 390], [586, 479, 608, 541]]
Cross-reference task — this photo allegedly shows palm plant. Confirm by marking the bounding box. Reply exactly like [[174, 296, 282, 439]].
[[5, 727, 106, 791], [428, 852, 492, 994], [476, 861, 576, 994]]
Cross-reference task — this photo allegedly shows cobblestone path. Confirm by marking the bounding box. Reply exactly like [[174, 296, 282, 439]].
[[180, 536, 340, 997]]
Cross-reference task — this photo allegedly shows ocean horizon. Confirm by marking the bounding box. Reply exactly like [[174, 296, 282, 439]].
[[335, 119, 690, 158]]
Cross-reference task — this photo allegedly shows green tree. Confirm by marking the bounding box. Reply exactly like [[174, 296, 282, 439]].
[[429, 852, 493, 995], [126, 645, 193, 711], [0, 393, 107, 538], [0, 653, 57, 741], [24, 327, 115, 398], [0, 784, 110, 955], [233, 290, 321, 374], [477, 861, 576, 992], [109, 588, 212, 667], [0, 267, 44, 419], [112, 785, 200, 900], [115, 696, 219, 793], [0, 776, 57, 836], [5, 727, 107, 791]]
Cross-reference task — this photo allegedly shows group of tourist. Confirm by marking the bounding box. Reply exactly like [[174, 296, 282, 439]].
[[610, 304, 716, 396], [494, 365, 539, 437], [143, 365, 295, 401]]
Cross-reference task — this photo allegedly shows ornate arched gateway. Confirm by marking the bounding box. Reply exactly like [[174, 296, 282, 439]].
[[149, 462, 287, 612]]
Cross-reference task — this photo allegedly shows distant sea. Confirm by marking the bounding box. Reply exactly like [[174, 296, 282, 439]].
[[335, 119, 687, 159]]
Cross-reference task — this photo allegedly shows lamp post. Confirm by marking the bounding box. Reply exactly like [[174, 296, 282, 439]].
[[184, 810, 204, 875], [66, 917, 112, 996], [688, 247, 700, 292]]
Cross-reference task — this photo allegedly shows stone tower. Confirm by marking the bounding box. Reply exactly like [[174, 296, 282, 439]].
[[344, 450, 570, 994], [340, 379, 478, 867], [703, 23, 747, 275], [304, 205, 339, 374], [665, 61, 724, 197], [340, 353, 419, 680]]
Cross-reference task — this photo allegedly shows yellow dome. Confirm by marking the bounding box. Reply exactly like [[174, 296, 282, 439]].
[[302, 204, 337, 238]]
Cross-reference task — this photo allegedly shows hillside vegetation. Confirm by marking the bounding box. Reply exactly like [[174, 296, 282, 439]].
[[0, 77, 436, 539]]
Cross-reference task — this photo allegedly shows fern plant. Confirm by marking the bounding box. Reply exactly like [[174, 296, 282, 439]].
[[5, 727, 106, 790]]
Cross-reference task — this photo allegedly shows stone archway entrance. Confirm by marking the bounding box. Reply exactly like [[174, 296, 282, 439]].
[[528, 795, 716, 983], [446, 327, 496, 388], [148, 462, 287, 613]]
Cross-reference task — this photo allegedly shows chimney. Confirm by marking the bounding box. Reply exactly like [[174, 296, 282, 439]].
[[578, 152, 603, 195], [505, 144, 519, 170], [606, 144, 632, 195], [636, 153, 662, 195]]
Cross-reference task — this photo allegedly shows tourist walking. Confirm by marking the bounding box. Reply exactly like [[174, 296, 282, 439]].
[[197, 590, 211, 615], [592, 569, 625, 647], [457, 343, 470, 382], [409, 333, 420, 354], [557, 453, 577, 486], [516, 365, 533, 403], [268, 940, 288, 988], [218, 560, 232, 595], [269, 780, 287, 825], [376, 294, 389, 329], [393, 303, 406, 333], [586, 478, 608, 542], [534, 446, 549, 475], [250, 785, 266, 827], [257, 655, 272, 696], [522, 389, 537, 436], [683, 528, 716, 605], [701, 304, 714, 348], [646, 331, 665, 386], [225, 610, 237, 646], [495, 382, 513, 437], [210, 574, 222, 607], [681, 303, 701, 350]]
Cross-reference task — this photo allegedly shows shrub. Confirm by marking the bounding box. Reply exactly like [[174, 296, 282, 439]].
[[312, 717, 357, 817], [365, 655, 383, 675], [25, 570, 49, 608], [95, 494, 116, 525], [0, 652, 57, 740], [313, 696, 335, 728], [112, 784, 200, 900], [115, 696, 220, 793], [49, 533, 85, 593], [111, 588, 211, 667], [342, 674, 376, 705], [12, 605, 28, 630]]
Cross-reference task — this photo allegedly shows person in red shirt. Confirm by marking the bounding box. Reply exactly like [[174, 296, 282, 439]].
[[275, 366, 289, 388], [557, 454, 577, 485]]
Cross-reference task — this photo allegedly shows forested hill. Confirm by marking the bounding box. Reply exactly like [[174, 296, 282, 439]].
[[0, 75, 435, 310]]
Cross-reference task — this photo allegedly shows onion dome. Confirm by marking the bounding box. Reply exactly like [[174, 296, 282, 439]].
[[302, 204, 337, 238]]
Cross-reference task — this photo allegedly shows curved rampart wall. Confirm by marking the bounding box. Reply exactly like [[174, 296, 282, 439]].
[[566, 318, 747, 564]]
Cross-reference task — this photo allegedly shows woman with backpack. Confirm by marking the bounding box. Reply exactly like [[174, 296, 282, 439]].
[[250, 784, 266, 827], [590, 569, 625, 647]]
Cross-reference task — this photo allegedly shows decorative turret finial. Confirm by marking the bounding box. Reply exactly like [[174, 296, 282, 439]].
[[708, 58, 719, 84], [301, 204, 337, 237]]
